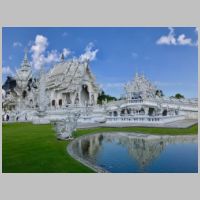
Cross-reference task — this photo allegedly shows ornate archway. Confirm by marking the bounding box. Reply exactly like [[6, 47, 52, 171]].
[[59, 99, 62, 106], [113, 111, 118, 116], [148, 107, 155, 116], [52, 100, 56, 106], [162, 109, 167, 116], [80, 85, 89, 105]]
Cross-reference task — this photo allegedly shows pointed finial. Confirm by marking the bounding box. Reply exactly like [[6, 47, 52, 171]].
[[21, 47, 30, 68], [24, 47, 28, 60], [61, 53, 64, 62]]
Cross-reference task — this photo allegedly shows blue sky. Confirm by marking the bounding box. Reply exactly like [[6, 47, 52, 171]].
[[2, 27, 198, 98]]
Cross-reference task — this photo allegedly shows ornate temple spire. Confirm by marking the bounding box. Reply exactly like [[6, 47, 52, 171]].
[[21, 47, 30, 68]]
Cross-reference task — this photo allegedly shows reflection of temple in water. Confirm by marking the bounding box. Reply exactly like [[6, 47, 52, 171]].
[[72, 133, 197, 170], [116, 135, 197, 170], [72, 134, 104, 159], [119, 137, 165, 170]]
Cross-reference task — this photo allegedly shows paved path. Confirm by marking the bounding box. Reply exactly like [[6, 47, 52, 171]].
[[77, 119, 198, 129], [3, 119, 197, 129]]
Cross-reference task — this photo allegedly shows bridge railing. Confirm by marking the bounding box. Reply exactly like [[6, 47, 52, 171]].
[[106, 115, 185, 123]]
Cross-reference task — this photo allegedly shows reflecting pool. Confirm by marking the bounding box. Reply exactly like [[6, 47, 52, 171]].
[[68, 133, 198, 173]]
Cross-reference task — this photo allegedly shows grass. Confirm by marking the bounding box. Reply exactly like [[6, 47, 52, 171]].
[[2, 122, 198, 173]]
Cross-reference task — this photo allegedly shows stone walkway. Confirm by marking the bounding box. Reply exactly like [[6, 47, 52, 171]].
[[77, 119, 198, 129]]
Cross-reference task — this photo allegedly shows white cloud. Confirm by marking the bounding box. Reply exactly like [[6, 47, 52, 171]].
[[2, 66, 13, 76], [31, 35, 48, 55], [13, 41, 22, 48], [177, 34, 192, 45], [156, 27, 176, 45], [62, 48, 71, 57], [30, 34, 71, 70], [30, 35, 47, 70], [156, 27, 197, 47], [45, 50, 60, 64], [79, 42, 99, 62]]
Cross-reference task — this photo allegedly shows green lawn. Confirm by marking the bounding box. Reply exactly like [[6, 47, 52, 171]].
[[2, 122, 198, 173]]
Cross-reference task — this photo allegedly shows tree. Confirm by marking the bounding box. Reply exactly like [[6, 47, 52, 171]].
[[174, 93, 184, 99], [97, 90, 117, 104]]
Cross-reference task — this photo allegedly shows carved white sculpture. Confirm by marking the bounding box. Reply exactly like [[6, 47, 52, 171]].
[[51, 111, 80, 140], [32, 66, 50, 124], [37, 66, 47, 115]]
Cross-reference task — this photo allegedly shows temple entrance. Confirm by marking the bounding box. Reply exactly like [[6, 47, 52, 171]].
[[64, 93, 71, 104], [81, 85, 89, 106], [59, 99, 62, 106], [162, 109, 167, 116], [148, 107, 155, 116], [113, 111, 118, 116], [121, 109, 125, 115], [52, 100, 55, 106]]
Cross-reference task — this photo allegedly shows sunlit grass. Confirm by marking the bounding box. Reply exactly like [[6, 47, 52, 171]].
[[2, 122, 198, 173]]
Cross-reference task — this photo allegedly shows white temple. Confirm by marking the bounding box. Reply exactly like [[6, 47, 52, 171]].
[[46, 55, 100, 107], [105, 73, 198, 123], [2, 51, 198, 125], [2, 52, 100, 112]]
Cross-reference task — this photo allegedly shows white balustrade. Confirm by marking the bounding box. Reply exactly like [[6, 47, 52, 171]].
[[106, 115, 185, 123]]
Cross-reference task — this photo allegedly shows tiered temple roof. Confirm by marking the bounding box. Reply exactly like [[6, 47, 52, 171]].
[[46, 58, 99, 93], [124, 73, 157, 99]]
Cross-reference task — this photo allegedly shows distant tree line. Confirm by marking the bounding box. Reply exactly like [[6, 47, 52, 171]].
[[97, 91, 117, 104], [171, 93, 185, 99]]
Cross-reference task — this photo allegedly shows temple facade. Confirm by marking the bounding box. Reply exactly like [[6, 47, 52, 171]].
[[105, 73, 198, 123], [2, 52, 100, 113], [2, 51, 198, 124], [46, 56, 100, 108], [2, 52, 39, 111]]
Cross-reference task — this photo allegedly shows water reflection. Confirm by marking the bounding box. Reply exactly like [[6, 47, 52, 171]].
[[70, 133, 198, 173]]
